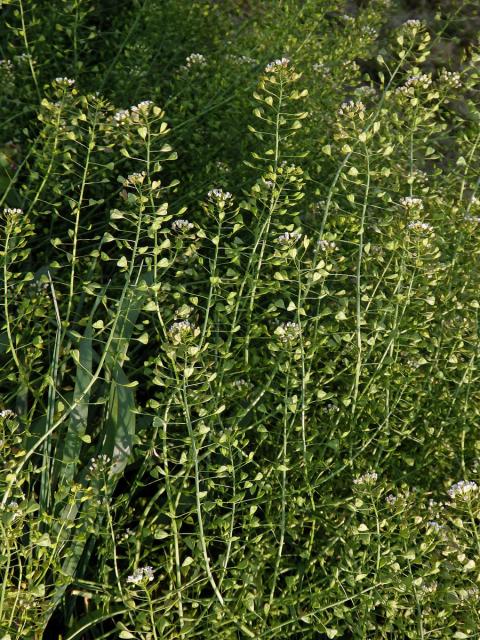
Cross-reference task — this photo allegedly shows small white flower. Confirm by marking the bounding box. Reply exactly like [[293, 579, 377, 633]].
[[130, 100, 153, 114], [439, 70, 461, 89], [54, 77, 75, 87], [464, 214, 480, 224], [127, 566, 155, 586], [407, 220, 433, 233], [168, 320, 195, 343], [386, 494, 398, 505], [275, 321, 301, 344], [124, 171, 146, 186], [0, 409, 16, 419], [207, 188, 232, 204], [3, 207, 23, 217], [88, 454, 111, 474], [448, 480, 478, 500], [337, 100, 365, 119], [265, 57, 290, 73], [114, 109, 130, 124], [427, 520, 442, 531], [400, 196, 424, 210], [277, 231, 302, 245], [172, 219, 194, 233], [318, 239, 337, 252], [185, 53, 207, 68], [353, 471, 378, 486], [313, 62, 332, 76], [402, 19, 423, 30]]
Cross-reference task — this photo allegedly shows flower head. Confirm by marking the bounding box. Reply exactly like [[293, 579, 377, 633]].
[[400, 196, 424, 211], [54, 77, 75, 87], [407, 220, 433, 234], [127, 566, 155, 586], [172, 219, 194, 233], [0, 409, 16, 420], [275, 321, 301, 344], [207, 188, 232, 204], [277, 231, 302, 246], [337, 100, 366, 120], [448, 480, 479, 501], [265, 57, 290, 73], [185, 53, 207, 68], [353, 471, 378, 486]]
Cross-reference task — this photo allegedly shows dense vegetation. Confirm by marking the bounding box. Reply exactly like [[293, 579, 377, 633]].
[[1, 0, 480, 638]]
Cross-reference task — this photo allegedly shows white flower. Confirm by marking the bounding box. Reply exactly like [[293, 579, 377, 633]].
[[275, 321, 301, 344], [439, 70, 461, 89], [313, 62, 331, 76], [427, 520, 442, 531], [172, 219, 194, 233], [3, 207, 23, 216], [464, 214, 480, 224], [207, 188, 232, 204], [399, 196, 423, 210], [353, 471, 378, 486], [448, 480, 479, 500], [318, 239, 337, 252], [0, 409, 16, 419], [386, 494, 398, 505], [277, 231, 302, 245], [407, 220, 433, 233], [337, 100, 365, 119], [185, 53, 207, 68], [88, 454, 111, 474], [130, 100, 153, 114], [127, 566, 155, 586], [168, 320, 195, 343], [124, 171, 146, 186], [265, 57, 290, 73], [114, 109, 130, 124], [54, 77, 75, 87], [402, 19, 423, 30]]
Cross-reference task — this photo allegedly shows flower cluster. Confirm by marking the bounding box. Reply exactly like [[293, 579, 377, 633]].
[[464, 214, 480, 224], [172, 219, 194, 233], [265, 57, 290, 73], [322, 403, 340, 414], [54, 77, 75, 87], [399, 196, 423, 211], [168, 320, 196, 343], [276, 321, 301, 344], [353, 471, 378, 486], [126, 566, 155, 586], [318, 239, 337, 252], [0, 409, 16, 420], [88, 454, 111, 475], [427, 520, 442, 531], [185, 53, 207, 68], [355, 85, 377, 99], [114, 100, 154, 125], [228, 54, 257, 65], [407, 220, 433, 234], [385, 494, 398, 505], [439, 70, 461, 89], [3, 207, 23, 217], [406, 74, 431, 89], [447, 480, 478, 501], [124, 171, 146, 186], [276, 231, 302, 246], [208, 188, 232, 204], [337, 100, 366, 120], [402, 19, 424, 32], [313, 62, 332, 77]]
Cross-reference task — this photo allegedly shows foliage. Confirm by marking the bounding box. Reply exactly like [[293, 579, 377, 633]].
[[1, 0, 480, 638]]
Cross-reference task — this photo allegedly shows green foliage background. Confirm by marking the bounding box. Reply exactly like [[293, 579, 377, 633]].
[[1, 0, 480, 638]]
